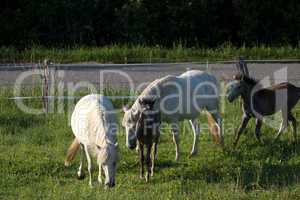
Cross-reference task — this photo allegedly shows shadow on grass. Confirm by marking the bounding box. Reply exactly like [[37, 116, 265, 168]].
[[155, 138, 300, 191]]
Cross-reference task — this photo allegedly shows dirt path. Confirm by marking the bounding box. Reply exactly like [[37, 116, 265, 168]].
[[1, 63, 300, 89]]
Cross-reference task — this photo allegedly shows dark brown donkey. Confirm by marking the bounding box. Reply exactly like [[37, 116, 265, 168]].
[[227, 58, 300, 146], [135, 98, 161, 182]]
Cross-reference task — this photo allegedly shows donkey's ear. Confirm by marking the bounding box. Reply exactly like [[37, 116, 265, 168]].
[[239, 57, 249, 76], [139, 98, 156, 109], [138, 98, 143, 105], [122, 105, 130, 112], [235, 59, 243, 75], [148, 99, 156, 108]]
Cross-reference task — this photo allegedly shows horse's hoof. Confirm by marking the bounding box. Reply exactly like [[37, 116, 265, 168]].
[[220, 140, 225, 148], [77, 173, 85, 180], [189, 151, 197, 158], [294, 140, 298, 145], [233, 142, 238, 148], [290, 140, 298, 145], [145, 175, 150, 182], [98, 178, 103, 184], [272, 138, 279, 144], [255, 139, 263, 145]]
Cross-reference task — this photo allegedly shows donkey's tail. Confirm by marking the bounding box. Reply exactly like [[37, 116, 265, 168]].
[[64, 138, 81, 167], [297, 87, 300, 98], [206, 112, 224, 147]]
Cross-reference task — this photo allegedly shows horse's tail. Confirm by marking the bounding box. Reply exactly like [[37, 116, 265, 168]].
[[206, 112, 224, 147], [64, 138, 80, 167]]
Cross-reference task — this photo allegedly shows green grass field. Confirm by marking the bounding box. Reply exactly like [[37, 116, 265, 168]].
[[1, 44, 300, 63], [1, 87, 300, 199]]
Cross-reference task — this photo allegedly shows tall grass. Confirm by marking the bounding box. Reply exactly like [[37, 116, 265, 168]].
[[1, 44, 300, 63]]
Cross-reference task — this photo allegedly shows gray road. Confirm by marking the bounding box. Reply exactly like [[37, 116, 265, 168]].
[[1, 63, 300, 90]]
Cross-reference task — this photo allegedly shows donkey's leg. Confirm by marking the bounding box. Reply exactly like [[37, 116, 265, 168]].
[[77, 144, 85, 180], [288, 113, 297, 143], [234, 114, 250, 147], [145, 144, 152, 182], [83, 145, 93, 187], [138, 142, 144, 179], [255, 118, 263, 144], [151, 142, 158, 177], [171, 124, 180, 161], [189, 119, 200, 156]]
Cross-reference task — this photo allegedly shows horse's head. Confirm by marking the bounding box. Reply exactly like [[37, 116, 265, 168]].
[[97, 142, 118, 188], [122, 105, 138, 149]]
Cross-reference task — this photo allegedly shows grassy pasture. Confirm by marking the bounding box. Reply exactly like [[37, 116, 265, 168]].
[[1, 44, 300, 63], [1, 87, 300, 199]]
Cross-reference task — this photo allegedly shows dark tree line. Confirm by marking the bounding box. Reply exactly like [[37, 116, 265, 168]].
[[1, 0, 300, 48]]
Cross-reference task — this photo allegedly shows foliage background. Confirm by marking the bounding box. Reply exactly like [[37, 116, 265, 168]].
[[2, 0, 300, 48]]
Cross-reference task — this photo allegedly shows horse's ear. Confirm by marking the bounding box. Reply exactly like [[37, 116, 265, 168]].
[[97, 146, 110, 164]]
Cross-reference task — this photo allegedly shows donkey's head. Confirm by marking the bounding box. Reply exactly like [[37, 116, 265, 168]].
[[227, 58, 253, 102], [122, 97, 157, 149], [135, 98, 160, 140]]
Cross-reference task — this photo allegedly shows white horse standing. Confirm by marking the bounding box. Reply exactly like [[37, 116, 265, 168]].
[[122, 70, 223, 160], [64, 94, 118, 188]]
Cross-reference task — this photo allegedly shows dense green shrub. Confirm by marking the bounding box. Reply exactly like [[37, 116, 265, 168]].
[[1, 0, 300, 48]]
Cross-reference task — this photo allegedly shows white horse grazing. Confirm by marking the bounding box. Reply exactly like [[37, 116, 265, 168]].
[[64, 94, 118, 188], [122, 70, 223, 160]]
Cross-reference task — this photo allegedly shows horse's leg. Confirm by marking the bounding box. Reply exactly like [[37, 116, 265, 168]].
[[135, 145, 139, 153], [77, 144, 85, 180], [234, 114, 250, 147], [171, 124, 180, 161], [83, 145, 93, 187], [255, 118, 263, 144], [189, 119, 200, 157], [98, 163, 102, 184], [151, 142, 158, 177], [145, 144, 152, 182], [139, 142, 144, 179], [288, 113, 297, 143]]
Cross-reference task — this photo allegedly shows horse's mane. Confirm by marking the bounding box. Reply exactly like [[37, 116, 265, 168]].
[[90, 99, 117, 147], [129, 75, 177, 118], [139, 75, 178, 98]]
